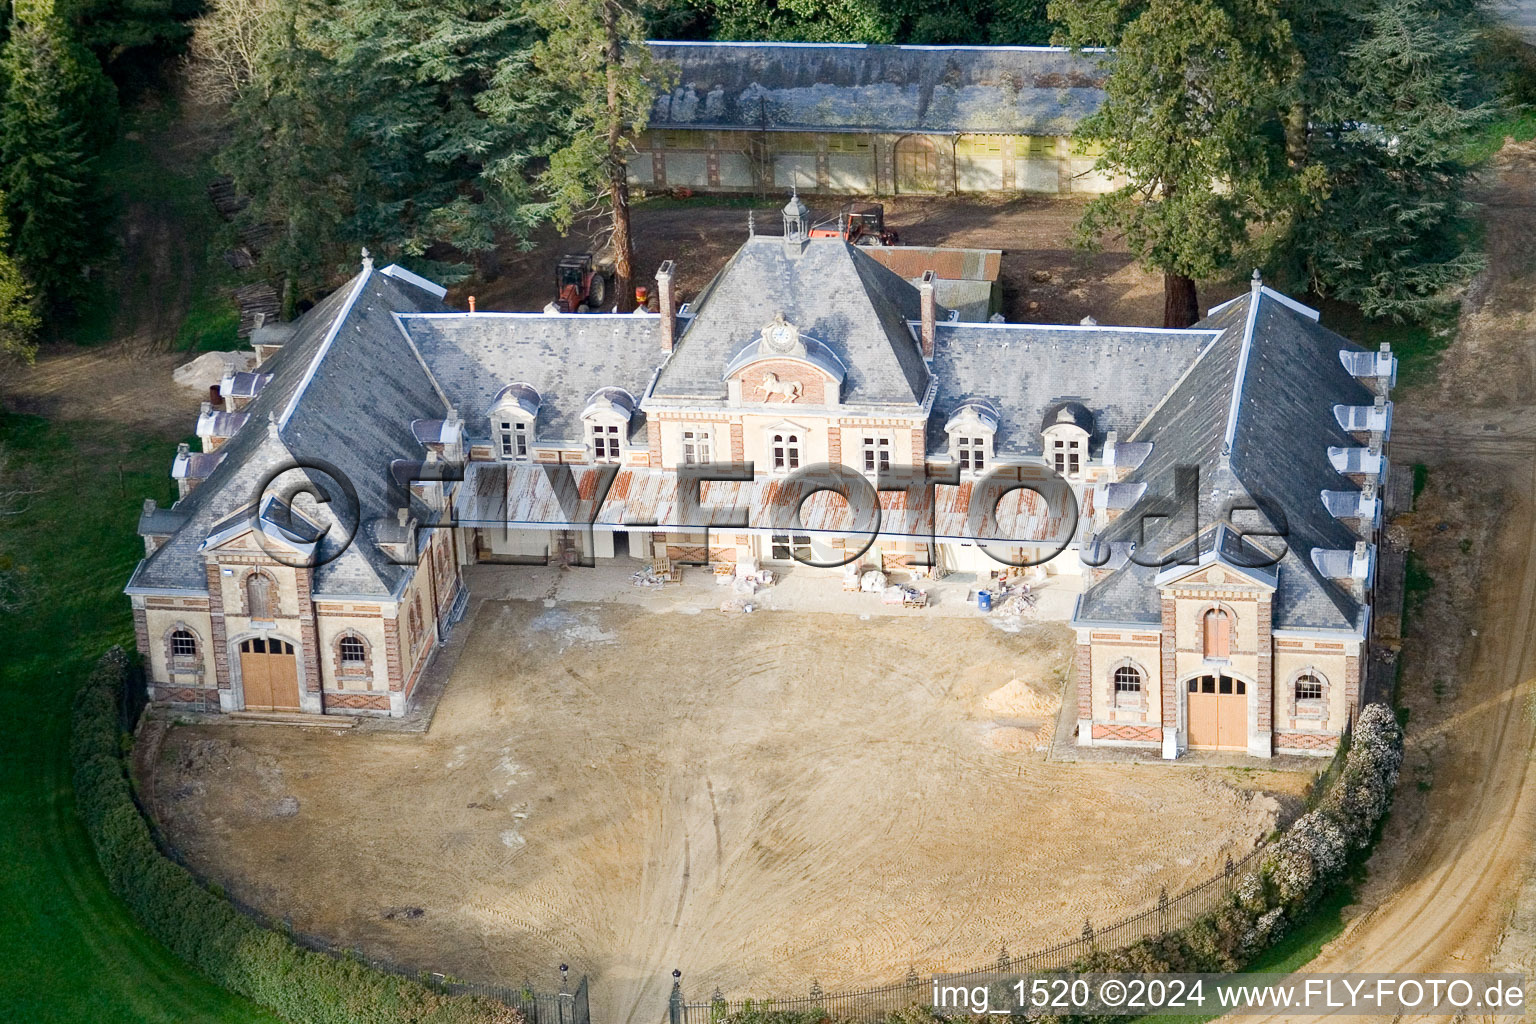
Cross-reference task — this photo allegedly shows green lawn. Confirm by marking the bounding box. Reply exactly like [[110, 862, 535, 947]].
[[0, 412, 277, 1023]]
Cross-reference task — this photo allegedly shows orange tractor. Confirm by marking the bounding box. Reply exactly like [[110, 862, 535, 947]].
[[807, 202, 899, 246], [554, 252, 614, 312]]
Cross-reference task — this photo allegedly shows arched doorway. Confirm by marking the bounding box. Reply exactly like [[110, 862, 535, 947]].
[[239, 637, 300, 711], [1187, 673, 1247, 750], [895, 135, 941, 193]]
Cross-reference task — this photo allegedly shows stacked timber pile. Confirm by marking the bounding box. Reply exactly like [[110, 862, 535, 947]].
[[206, 176, 248, 220], [234, 283, 281, 339]]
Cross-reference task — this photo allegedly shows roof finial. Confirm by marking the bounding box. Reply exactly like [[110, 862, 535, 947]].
[[267, 410, 280, 438], [748, 209, 755, 237], [1250, 267, 1262, 293], [361, 246, 374, 272]]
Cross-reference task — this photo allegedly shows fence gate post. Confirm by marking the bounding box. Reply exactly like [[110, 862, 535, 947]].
[[559, 964, 572, 1024], [669, 970, 683, 1024]]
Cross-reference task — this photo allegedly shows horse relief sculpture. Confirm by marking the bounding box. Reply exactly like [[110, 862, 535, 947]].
[[758, 371, 802, 403]]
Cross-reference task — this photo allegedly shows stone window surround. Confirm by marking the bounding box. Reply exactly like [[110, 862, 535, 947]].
[[1107, 656, 1149, 711], [1286, 666, 1330, 722], [1042, 422, 1088, 478], [162, 621, 205, 678], [332, 631, 375, 690], [242, 568, 281, 620], [1196, 600, 1238, 661]]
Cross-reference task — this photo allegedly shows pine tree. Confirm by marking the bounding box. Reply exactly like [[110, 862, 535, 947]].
[[314, 0, 545, 271], [209, 0, 547, 296], [0, 0, 115, 312], [521, 0, 675, 312], [1051, 0, 1299, 327], [1275, 0, 1495, 319]]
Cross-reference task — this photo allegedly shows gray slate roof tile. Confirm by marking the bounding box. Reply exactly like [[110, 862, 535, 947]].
[[647, 42, 1108, 135]]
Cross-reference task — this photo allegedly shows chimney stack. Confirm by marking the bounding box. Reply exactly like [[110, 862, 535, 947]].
[[468, 295, 477, 313], [919, 270, 936, 358], [656, 260, 676, 352]]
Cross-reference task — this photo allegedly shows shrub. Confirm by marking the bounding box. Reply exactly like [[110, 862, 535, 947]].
[[71, 648, 522, 1024]]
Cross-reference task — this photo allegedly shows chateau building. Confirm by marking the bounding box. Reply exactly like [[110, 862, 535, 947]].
[[127, 197, 1392, 759]]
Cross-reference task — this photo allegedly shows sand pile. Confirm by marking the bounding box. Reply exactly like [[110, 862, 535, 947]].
[[173, 350, 257, 391], [982, 677, 1057, 718]]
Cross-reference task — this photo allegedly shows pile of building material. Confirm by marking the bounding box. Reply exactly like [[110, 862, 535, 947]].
[[173, 350, 259, 392]]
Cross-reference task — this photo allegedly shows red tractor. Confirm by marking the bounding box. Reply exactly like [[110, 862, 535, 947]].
[[554, 253, 612, 312], [807, 202, 899, 246]]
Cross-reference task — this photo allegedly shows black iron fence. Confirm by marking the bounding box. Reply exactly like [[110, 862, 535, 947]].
[[669, 845, 1267, 1024]]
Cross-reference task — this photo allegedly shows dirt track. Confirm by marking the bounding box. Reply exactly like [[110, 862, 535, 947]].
[[1231, 141, 1536, 1023], [468, 194, 1242, 328], [150, 602, 1303, 1023]]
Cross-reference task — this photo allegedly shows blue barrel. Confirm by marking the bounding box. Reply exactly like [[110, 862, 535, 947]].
[[977, 590, 992, 611]]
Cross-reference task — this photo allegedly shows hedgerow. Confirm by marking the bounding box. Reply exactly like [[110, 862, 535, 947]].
[[70, 647, 521, 1024]]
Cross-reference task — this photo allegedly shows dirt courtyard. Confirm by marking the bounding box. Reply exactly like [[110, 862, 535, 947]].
[[150, 598, 1304, 1023]]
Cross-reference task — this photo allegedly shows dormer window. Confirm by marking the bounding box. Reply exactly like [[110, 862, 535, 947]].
[[1041, 402, 1092, 480], [1051, 437, 1080, 477], [498, 420, 529, 461], [957, 436, 986, 473], [945, 399, 999, 476], [488, 383, 541, 463], [591, 423, 621, 463], [580, 387, 637, 466]]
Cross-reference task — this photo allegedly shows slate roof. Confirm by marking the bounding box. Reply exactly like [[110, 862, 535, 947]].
[[647, 42, 1108, 136], [926, 323, 1217, 458], [127, 266, 450, 598], [1074, 287, 1379, 632], [399, 313, 664, 444], [652, 235, 931, 407]]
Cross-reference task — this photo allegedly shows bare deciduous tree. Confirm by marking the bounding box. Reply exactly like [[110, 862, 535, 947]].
[[185, 0, 285, 103]]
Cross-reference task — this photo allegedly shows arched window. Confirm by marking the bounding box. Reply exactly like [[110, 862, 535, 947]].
[[170, 629, 197, 659], [1112, 665, 1143, 706], [772, 433, 800, 472], [408, 596, 424, 655], [1203, 608, 1231, 659], [339, 636, 366, 665], [1295, 673, 1324, 703], [246, 572, 275, 620]]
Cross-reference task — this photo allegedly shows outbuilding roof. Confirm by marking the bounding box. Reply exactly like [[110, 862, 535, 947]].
[[646, 41, 1108, 136]]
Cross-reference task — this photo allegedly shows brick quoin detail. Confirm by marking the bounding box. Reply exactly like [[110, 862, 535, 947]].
[[730, 422, 745, 462], [1076, 643, 1092, 720], [827, 425, 842, 463], [132, 605, 150, 660], [295, 568, 322, 694], [648, 421, 663, 467], [1092, 723, 1160, 743], [205, 563, 231, 689], [1160, 598, 1177, 727], [1345, 654, 1360, 716], [1255, 596, 1273, 732], [910, 427, 925, 464], [383, 615, 404, 692]]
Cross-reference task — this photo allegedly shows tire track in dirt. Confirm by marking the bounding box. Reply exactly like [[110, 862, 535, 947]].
[[1234, 444, 1536, 1023]]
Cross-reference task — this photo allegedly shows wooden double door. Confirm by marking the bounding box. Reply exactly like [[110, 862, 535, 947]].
[[1187, 673, 1247, 750], [239, 638, 300, 711]]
